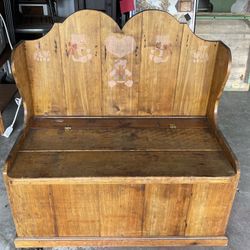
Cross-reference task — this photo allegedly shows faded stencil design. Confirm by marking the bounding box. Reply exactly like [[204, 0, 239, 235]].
[[106, 35, 136, 58], [34, 43, 50, 62], [191, 45, 209, 63], [105, 35, 136, 88], [150, 35, 173, 63], [108, 59, 133, 88], [67, 34, 92, 63]]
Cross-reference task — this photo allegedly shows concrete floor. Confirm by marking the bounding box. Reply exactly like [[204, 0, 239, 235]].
[[0, 92, 249, 250]]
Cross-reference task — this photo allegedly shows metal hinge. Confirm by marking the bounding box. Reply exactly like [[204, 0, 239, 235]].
[[169, 124, 177, 129]]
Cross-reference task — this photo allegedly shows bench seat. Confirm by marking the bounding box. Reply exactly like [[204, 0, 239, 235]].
[[9, 118, 235, 179]]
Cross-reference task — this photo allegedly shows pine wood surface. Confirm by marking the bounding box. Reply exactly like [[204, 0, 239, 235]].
[[11, 10, 229, 117], [10, 151, 234, 178], [8, 181, 237, 238], [15, 236, 228, 247], [20, 127, 220, 151]]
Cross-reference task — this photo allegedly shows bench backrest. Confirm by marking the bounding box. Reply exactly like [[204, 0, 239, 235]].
[[12, 10, 231, 118]]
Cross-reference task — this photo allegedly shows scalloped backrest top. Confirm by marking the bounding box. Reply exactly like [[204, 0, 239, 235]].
[[12, 10, 231, 117]]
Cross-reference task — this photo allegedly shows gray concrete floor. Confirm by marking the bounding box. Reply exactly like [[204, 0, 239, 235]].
[[0, 92, 249, 250]]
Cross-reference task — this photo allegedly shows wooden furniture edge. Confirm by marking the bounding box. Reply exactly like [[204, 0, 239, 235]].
[[11, 42, 34, 126], [14, 236, 228, 248], [6, 175, 238, 185], [204, 40, 240, 235], [206, 40, 240, 176]]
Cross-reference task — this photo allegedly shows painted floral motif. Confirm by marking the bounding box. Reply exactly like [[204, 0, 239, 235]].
[[150, 35, 173, 63], [108, 59, 133, 88], [67, 34, 92, 63], [191, 45, 209, 63], [105, 35, 136, 88], [34, 43, 50, 62]]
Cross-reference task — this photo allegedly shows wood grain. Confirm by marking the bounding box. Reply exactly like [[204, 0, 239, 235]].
[[101, 11, 141, 115], [14, 236, 228, 247], [11, 10, 225, 117], [51, 184, 100, 236], [9, 151, 235, 178], [30, 117, 209, 129], [173, 26, 218, 115], [59, 11, 102, 115], [24, 24, 66, 116], [11, 43, 34, 125], [8, 180, 237, 238], [8, 183, 56, 236], [207, 42, 232, 127], [143, 184, 192, 236], [98, 185, 144, 236], [20, 127, 221, 151], [138, 11, 183, 115], [185, 182, 238, 236]]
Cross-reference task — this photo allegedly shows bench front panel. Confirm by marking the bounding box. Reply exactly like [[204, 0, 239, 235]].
[[8, 181, 236, 237]]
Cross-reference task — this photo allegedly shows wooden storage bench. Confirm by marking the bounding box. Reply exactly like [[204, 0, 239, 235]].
[[3, 10, 239, 248]]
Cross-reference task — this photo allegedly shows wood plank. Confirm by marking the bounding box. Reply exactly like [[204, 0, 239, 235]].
[[20, 127, 221, 151], [138, 11, 183, 115], [51, 184, 100, 236], [8, 183, 56, 237], [14, 236, 228, 247], [59, 10, 102, 115], [101, 9, 141, 115], [173, 26, 218, 115], [9, 151, 235, 179], [30, 117, 209, 129], [99, 185, 144, 236], [143, 184, 192, 236], [185, 181, 238, 236], [25, 24, 67, 115]]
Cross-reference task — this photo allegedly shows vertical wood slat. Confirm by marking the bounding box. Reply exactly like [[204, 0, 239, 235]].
[[143, 184, 192, 236], [24, 24, 67, 116], [9, 181, 236, 238], [138, 11, 183, 115], [51, 185, 100, 236], [101, 13, 142, 115], [98, 184, 144, 236], [185, 182, 237, 236], [8, 184, 56, 237], [58, 11, 102, 115], [16, 10, 226, 117], [173, 26, 218, 115]]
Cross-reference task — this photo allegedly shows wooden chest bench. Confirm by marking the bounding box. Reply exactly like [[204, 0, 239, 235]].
[[3, 10, 239, 248]]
